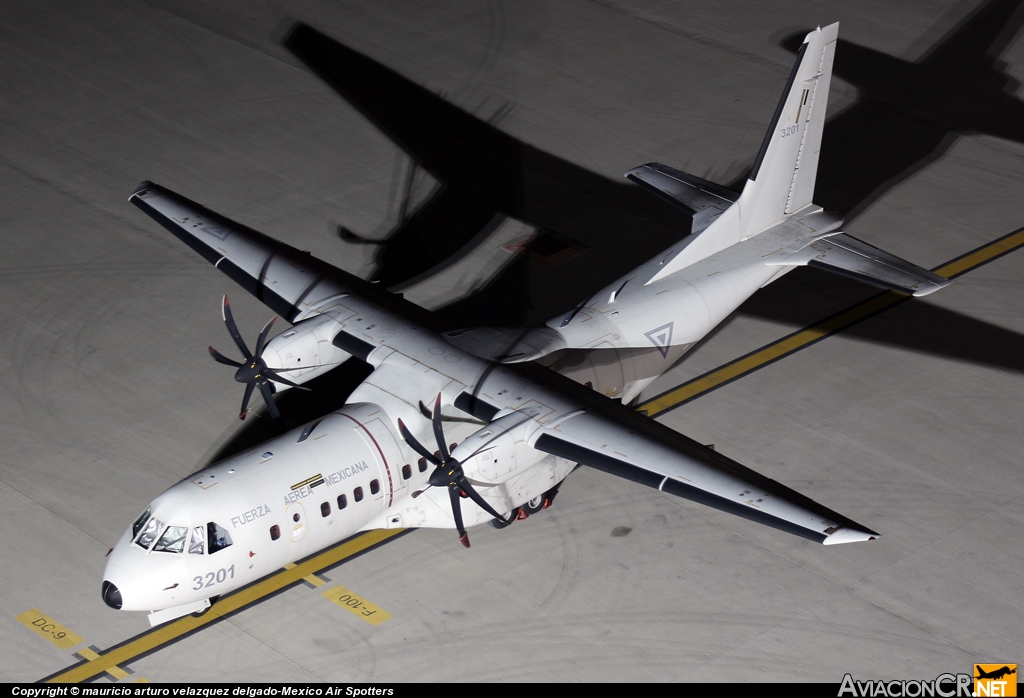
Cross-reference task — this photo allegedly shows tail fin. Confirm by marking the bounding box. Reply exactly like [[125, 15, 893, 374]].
[[738, 23, 838, 236], [640, 23, 839, 286]]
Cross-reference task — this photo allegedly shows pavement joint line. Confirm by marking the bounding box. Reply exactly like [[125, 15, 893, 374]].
[[38, 225, 1024, 684], [41, 528, 406, 683], [638, 225, 1024, 418]]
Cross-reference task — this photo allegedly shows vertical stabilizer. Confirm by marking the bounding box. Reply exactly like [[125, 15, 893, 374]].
[[738, 23, 837, 235], [642, 23, 838, 286]]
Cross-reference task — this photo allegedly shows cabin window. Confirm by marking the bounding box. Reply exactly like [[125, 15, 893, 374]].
[[354, 486, 364, 502], [321, 502, 331, 517], [189, 527, 205, 554], [207, 522, 233, 554], [153, 525, 188, 554], [370, 479, 380, 495], [337, 494, 347, 510], [418, 457, 428, 473], [135, 517, 163, 550], [270, 525, 280, 541], [131, 507, 151, 538], [402, 464, 411, 480]]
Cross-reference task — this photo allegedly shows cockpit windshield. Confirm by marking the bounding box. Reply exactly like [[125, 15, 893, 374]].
[[207, 522, 233, 554], [134, 516, 164, 550], [189, 526, 205, 555], [153, 525, 189, 553], [131, 507, 151, 539]]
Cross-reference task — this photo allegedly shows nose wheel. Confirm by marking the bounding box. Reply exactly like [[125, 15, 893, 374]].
[[191, 595, 218, 617]]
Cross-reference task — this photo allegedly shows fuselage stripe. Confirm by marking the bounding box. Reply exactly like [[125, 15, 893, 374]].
[[337, 413, 395, 507]]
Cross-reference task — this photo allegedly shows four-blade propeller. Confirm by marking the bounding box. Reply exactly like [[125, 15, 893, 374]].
[[398, 395, 513, 547], [208, 296, 309, 421]]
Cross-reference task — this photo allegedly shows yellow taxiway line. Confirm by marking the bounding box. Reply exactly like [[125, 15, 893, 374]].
[[43, 528, 405, 683], [41, 226, 1024, 683], [638, 226, 1024, 417]]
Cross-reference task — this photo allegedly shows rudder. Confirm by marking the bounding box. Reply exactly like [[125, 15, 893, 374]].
[[738, 23, 838, 237]]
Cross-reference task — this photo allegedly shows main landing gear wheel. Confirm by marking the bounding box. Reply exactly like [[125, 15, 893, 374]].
[[522, 494, 546, 516], [524, 485, 562, 516]]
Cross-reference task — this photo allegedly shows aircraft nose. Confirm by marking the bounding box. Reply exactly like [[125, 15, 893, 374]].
[[102, 580, 122, 610]]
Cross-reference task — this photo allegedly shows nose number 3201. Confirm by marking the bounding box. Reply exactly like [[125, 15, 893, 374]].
[[192, 564, 236, 590]]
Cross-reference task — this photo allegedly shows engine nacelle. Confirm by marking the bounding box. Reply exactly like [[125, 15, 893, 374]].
[[261, 314, 351, 388], [451, 410, 546, 485]]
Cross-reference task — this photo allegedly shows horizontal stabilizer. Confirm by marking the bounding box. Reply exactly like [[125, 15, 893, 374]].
[[625, 163, 737, 234], [772, 233, 951, 296]]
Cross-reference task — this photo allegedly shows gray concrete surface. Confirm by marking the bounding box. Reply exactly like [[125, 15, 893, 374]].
[[2, 0, 1022, 683]]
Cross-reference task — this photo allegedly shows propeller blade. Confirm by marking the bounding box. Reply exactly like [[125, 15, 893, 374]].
[[398, 419, 441, 466], [208, 346, 242, 368], [221, 296, 253, 360], [239, 381, 256, 420], [457, 475, 513, 523], [431, 394, 450, 462], [253, 316, 278, 360], [264, 370, 312, 391], [448, 487, 469, 548], [258, 380, 282, 422]]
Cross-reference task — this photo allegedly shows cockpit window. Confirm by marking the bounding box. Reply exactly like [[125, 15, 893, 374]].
[[153, 525, 188, 553], [207, 522, 233, 554], [189, 526, 205, 555], [131, 507, 152, 539], [134, 517, 164, 550]]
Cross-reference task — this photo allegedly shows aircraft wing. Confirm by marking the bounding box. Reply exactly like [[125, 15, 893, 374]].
[[501, 363, 878, 545], [130, 182, 346, 323], [129, 182, 443, 332], [771, 232, 951, 297]]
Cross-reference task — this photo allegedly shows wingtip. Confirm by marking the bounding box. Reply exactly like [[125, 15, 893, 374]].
[[911, 277, 953, 297], [823, 527, 880, 545], [130, 180, 156, 201]]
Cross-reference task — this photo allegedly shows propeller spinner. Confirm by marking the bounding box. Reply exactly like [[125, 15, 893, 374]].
[[208, 296, 309, 421], [398, 395, 513, 547]]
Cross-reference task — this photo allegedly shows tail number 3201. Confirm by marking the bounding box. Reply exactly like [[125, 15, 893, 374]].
[[780, 125, 800, 138], [192, 565, 235, 590]]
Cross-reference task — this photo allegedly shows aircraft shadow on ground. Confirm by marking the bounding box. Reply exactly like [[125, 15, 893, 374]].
[[202, 8, 1024, 464], [282, 22, 691, 327], [740, 267, 1024, 376], [775, 0, 1024, 221]]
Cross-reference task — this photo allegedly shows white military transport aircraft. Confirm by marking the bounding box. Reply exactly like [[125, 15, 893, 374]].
[[103, 23, 949, 626]]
